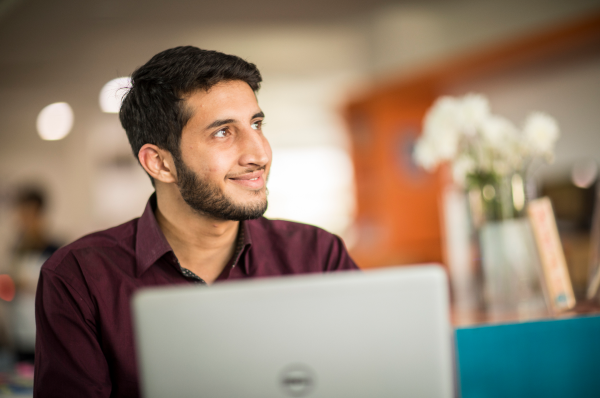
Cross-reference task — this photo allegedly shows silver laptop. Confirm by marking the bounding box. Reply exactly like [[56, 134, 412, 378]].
[[132, 265, 454, 398]]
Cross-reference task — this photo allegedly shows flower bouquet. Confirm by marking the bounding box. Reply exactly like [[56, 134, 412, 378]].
[[413, 94, 560, 315], [414, 94, 559, 220]]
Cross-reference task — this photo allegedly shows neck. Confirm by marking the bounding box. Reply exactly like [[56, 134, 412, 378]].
[[154, 186, 239, 284]]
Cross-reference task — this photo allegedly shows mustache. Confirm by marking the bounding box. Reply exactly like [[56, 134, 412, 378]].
[[226, 166, 267, 179]]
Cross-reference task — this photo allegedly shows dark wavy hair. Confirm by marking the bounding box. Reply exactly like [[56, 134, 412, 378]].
[[119, 46, 262, 183]]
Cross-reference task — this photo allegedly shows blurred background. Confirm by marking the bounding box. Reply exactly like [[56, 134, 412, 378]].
[[0, 0, 599, 386]]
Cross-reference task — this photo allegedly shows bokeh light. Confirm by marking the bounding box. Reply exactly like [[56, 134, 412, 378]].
[[0, 274, 15, 302], [36, 102, 74, 141], [99, 77, 131, 113], [571, 159, 598, 189]]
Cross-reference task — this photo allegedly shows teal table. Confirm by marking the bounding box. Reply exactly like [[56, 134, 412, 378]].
[[455, 314, 600, 398]]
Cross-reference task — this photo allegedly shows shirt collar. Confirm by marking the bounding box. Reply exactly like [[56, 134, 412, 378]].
[[231, 221, 253, 275], [135, 194, 173, 277], [135, 193, 255, 278]]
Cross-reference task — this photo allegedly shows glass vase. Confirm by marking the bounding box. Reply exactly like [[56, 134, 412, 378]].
[[468, 172, 548, 318]]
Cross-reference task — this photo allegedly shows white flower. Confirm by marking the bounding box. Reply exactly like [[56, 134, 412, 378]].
[[459, 94, 490, 136], [523, 112, 559, 156], [423, 96, 462, 138], [481, 115, 518, 148], [422, 96, 463, 161], [413, 129, 460, 170], [413, 138, 439, 171], [417, 94, 560, 178], [452, 155, 476, 186], [436, 128, 461, 161]]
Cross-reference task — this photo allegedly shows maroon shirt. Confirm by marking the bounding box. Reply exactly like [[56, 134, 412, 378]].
[[34, 196, 358, 398]]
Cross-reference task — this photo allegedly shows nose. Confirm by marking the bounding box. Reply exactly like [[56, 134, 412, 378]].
[[238, 127, 271, 168]]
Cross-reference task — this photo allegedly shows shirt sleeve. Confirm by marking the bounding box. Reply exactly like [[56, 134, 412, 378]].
[[323, 233, 360, 272], [34, 264, 112, 397]]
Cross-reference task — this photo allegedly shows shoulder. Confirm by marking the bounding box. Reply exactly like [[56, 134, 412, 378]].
[[246, 217, 358, 271], [246, 217, 336, 243], [42, 218, 138, 275]]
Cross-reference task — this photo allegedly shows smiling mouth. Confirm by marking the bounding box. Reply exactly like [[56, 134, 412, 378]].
[[228, 169, 266, 189]]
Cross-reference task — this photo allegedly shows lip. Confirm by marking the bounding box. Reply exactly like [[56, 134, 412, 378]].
[[228, 169, 265, 189]]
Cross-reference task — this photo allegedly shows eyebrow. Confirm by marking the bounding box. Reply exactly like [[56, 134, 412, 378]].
[[205, 111, 265, 130]]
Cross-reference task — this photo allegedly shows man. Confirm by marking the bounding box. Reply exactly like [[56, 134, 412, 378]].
[[34, 46, 358, 397], [8, 188, 59, 363]]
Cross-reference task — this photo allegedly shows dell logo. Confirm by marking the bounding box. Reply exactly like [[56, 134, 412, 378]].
[[279, 364, 316, 397]]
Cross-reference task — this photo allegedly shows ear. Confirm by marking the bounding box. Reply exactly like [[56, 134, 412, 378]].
[[138, 144, 177, 184]]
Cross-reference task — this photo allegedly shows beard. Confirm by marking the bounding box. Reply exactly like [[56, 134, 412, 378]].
[[173, 156, 268, 221]]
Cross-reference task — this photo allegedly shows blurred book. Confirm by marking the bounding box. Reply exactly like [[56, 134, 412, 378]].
[[527, 197, 576, 313], [586, 185, 600, 300]]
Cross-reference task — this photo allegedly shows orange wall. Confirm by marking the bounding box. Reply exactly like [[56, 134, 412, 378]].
[[344, 12, 600, 270], [345, 85, 445, 269]]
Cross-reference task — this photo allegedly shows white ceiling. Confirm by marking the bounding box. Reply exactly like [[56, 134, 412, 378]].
[[0, 0, 415, 143]]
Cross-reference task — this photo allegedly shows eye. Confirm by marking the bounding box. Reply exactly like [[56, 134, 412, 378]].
[[214, 128, 227, 138], [251, 120, 262, 130]]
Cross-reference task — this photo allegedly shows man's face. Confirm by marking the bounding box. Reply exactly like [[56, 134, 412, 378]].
[[174, 80, 272, 221]]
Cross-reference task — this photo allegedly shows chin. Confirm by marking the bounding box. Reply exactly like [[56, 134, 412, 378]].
[[232, 188, 266, 201]]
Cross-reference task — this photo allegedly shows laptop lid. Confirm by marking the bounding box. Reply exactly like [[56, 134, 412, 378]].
[[132, 265, 454, 398]]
